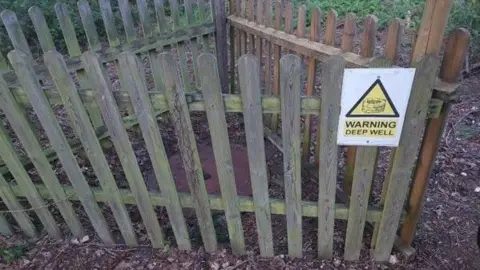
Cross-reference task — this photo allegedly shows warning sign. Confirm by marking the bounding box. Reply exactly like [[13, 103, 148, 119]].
[[345, 79, 399, 118], [337, 69, 416, 147]]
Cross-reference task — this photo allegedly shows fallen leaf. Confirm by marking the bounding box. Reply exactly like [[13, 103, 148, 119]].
[[389, 255, 399, 265], [80, 235, 90, 243]]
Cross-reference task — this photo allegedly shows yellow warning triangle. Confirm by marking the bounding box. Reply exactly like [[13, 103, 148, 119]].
[[346, 79, 399, 117]]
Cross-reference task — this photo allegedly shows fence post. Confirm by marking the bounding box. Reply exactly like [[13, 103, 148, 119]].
[[399, 28, 470, 246], [214, 0, 228, 93], [411, 0, 453, 64], [372, 0, 453, 250]]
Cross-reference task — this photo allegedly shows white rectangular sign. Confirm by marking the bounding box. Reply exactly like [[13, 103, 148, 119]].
[[337, 68, 416, 147]]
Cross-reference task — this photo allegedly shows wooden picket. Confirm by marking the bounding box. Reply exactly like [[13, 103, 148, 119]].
[[0, 74, 84, 238], [0, 0, 469, 263], [317, 55, 344, 259], [118, 51, 191, 250], [238, 54, 274, 257], [280, 54, 302, 258], [198, 53, 246, 254], [44, 51, 138, 246], [158, 52, 217, 252]]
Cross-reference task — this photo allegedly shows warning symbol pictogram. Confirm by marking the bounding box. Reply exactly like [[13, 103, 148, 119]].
[[345, 79, 399, 118], [337, 68, 416, 146]]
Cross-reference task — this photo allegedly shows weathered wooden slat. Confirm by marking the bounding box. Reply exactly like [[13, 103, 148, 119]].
[[28, 7, 55, 53], [317, 56, 344, 259], [280, 54, 302, 258], [283, 2, 294, 55], [99, 0, 120, 47], [136, 0, 154, 38], [157, 52, 217, 252], [185, 0, 195, 25], [118, 52, 191, 250], [198, 0, 210, 23], [1, 10, 35, 65], [213, 0, 229, 93], [83, 51, 165, 248], [302, 6, 320, 162], [264, 0, 272, 95], [137, 0, 164, 93], [344, 14, 378, 195], [55, 3, 82, 57], [384, 18, 404, 64], [201, 32, 213, 54], [0, 125, 61, 238], [369, 20, 405, 247], [190, 39, 201, 89], [9, 50, 113, 245], [411, 0, 453, 64], [44, 51, 138, 246], [373, 55, 440, 261], [0, 214, 12, 236], [296, 5, 307, 39], [240, 0, 247, 54], [10, 183, 388, 222], [169, 0, 180, 29], [0, 176, 36, 238], [247, 0, 255, 52], [361, 15, 378, 57], [198, 53, 245, 254], [154, 0, 167, 33], [271, 1, 282, 131], [324, 9, 337, 46], [119, 0, 137, 43], [55, 2, 104, 129], [344, 146, 378, 260], [176, 42, 193, 92], [78, 0, 102, 51], [230, 0, 238, 93], [254, 0, 263, 64], [341, 13, 356, 53], [238, 54, 273, 256], [0, 72, 84, 238]]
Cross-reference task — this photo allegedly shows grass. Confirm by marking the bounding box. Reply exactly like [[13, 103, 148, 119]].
[[291, 0, 480, 59]]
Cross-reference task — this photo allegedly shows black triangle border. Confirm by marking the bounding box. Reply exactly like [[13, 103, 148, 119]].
[[345, 79, 400, 118]]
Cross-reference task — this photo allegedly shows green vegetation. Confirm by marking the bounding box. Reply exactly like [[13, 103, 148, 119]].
[[0, 1, 205, 58], [292, 0, 480, 58], [0, 245, 27, 264], [0, 0, 107, 56], [0, 1, 477, 61]]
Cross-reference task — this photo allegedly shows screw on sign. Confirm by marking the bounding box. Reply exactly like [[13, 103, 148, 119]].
[[338, 69, 415, 147]]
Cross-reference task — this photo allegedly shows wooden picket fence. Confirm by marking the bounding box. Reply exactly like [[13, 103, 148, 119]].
[[227, 0, 470, 258], [0, 0, 472, 263], [0, 0, 216, 130]]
